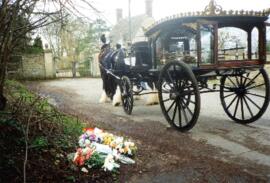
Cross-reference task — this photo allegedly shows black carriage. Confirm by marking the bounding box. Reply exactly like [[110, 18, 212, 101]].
[[105, 0, 270, 132]]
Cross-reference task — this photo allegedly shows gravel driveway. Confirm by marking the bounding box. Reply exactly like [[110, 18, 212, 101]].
[[27, 78, 270, 182]]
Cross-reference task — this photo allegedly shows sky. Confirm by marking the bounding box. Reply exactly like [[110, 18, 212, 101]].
[[89, 0, 270, 25]]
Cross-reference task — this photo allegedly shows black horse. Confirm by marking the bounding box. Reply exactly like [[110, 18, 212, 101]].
[[98, 35, 126, 105], [98, 35, 159, 106]]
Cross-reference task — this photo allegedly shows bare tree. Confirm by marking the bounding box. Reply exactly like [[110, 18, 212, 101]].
[[0, 0, 59, 109], [0, 0, 104, 110]]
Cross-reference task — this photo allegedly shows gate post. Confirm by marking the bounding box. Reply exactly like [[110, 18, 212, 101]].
[[72, 61, 77, 78]]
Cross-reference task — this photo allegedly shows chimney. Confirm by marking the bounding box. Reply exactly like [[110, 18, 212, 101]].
[[116, 8, 123, 23], [145, 0, 153, 17]]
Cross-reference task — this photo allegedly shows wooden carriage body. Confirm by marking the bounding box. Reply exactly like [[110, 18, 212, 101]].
[[142, 1, 270, 74]]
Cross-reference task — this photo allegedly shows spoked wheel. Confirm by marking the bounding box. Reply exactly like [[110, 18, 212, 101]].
[[158, 61, 201, 132], [220, 68, 270, 124], [120, 76, 133, 115]]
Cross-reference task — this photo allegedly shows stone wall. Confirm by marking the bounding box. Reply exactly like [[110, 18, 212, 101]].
[[8, 50, 55, 79], [21, 53, 46, 79]]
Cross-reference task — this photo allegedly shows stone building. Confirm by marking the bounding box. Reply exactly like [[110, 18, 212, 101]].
[[109, 0, 155, 48]]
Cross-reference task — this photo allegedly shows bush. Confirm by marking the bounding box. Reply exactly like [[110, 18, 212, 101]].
[[1, 80, 85, 182]]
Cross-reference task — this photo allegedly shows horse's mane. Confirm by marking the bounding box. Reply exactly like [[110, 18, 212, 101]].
[[98, 44, 110, 62]]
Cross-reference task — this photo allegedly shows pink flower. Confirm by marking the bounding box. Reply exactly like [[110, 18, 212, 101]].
[[73, 148, 85, 166]]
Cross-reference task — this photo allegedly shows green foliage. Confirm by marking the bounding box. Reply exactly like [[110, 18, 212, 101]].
[[33, 36, 43, 49], [78, 68, 91, 77], [85, 152, 105, 169], [30, 136, 48, 149], [62, 115, 83, 136], [44, 15, 110, 67], [24, 36, 44, 54], [66, 176, 76, 182], [74, 18, 109, 56], [24, 46, 43, 54], [4, 80, 84, 150]]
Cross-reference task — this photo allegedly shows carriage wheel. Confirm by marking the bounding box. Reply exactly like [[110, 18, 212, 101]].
[[220, 68, 270, 124], [158, 61, 201, 132], [120, 76, 133, 115]]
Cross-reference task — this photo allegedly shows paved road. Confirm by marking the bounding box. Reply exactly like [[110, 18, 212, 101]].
[[28, 78, 270, 181]]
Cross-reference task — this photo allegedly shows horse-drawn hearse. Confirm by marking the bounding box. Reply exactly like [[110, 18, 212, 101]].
[[99, 0, 270, 132]]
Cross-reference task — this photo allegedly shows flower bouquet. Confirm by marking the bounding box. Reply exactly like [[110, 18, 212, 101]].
[[71, 127, 137, 172]]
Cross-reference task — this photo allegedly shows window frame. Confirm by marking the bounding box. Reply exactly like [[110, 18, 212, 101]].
[[265, 22, 270, 63], [197, 20, 218, 67]]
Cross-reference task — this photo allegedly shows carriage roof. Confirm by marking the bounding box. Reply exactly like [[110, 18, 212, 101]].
[[145, 0, 270, 37]]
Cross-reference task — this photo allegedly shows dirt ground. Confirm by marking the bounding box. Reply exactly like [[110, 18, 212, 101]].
[[27, 78, 270, 183]]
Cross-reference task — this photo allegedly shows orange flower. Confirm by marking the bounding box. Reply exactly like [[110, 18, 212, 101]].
[[83, 128, 94, 133]]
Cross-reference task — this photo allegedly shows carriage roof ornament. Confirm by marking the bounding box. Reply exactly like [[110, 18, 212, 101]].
[[145, 0, 270, 34], [203, 0, 223, 16]]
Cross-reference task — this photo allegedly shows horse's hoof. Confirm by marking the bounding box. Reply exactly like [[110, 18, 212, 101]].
[[112, 87, 121, 107], [99, 91, 107, 103], [145, 93, 159, 106], [112, 102, 121, 106], [99, 90, 111, 103]]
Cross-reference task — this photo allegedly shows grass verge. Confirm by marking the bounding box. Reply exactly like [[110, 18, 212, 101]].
[[0, 80, 116, 182]]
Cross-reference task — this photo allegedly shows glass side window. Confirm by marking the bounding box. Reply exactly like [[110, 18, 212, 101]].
[[200, 24, 214, 64], [267, 26, 270, 62], [251, 27, 259, 59], [154, 24, 198, 67], [218, 27, 248, 61]]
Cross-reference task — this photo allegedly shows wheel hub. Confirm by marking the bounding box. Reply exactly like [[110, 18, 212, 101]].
[[170, 92, 180, 100], [235, 85, 247, 96]]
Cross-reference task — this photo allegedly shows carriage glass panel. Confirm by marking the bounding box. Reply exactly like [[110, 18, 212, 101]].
[[218, 27, 248, 61], [266, 24, 270, 62], [199, 23, 214, 65], [155, 23, 197, 67], [251, 27, 259, 60]]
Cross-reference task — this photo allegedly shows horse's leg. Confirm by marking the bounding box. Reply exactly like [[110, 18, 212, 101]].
[[110, 76, 121, 106], [145, 81, 159, 105], [99, 68, 110, 103], [112, 85, 121, 106]]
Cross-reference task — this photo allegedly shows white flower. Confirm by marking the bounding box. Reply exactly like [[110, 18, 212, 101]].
[[94, 127, 103, 134], [103, 154, 120, 171], [112, 149, 120, 159], [124, 141, 135, 147], [81, 167, 88, 173], [115, 137, 124, 145], [84, 139, 91, 147], [103, 154, 115, 171], [78, 138, 85, 147]]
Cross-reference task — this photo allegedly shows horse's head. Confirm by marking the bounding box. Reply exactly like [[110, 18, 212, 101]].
[[100, 34, 106, 44]]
